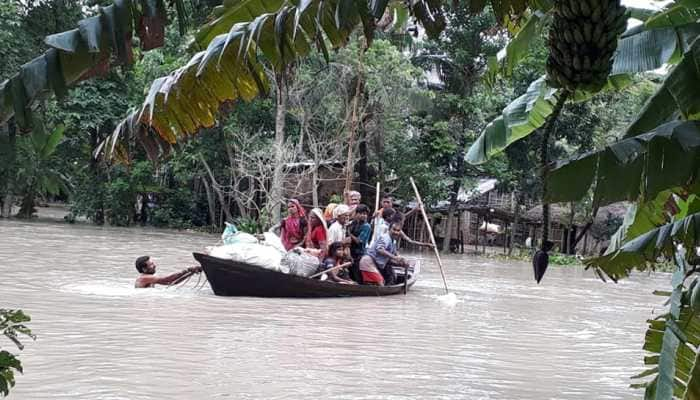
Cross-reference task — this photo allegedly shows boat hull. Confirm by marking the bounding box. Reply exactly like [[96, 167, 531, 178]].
[[194, 252, 420, 298]]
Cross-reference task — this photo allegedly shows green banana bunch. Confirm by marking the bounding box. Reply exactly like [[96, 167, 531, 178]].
[[546, 0, 629, 92]]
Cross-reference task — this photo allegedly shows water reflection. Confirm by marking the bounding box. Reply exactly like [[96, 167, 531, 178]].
[[0, 219, 668, 399]]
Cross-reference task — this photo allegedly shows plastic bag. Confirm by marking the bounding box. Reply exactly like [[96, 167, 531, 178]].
[[282, 249, 321, 277], [221, 222, 257, 245], [262, 231, 286, 254], [209, 243, 286, 273]]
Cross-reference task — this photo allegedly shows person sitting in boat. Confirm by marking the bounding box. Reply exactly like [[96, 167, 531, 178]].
[[348, 204, 371, 283], [360, 221, 412, 286], [134, 256, 201, 288], [304, 207, 328, 259], [328, 204, 351, 245], [280, 199, 307, 251], [320, 241, 356, 285]]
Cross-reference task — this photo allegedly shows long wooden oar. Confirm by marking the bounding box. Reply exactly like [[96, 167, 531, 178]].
[[371, 181, 381, 230], [410, 177, 449, 294], [309, 262, 353, 279]]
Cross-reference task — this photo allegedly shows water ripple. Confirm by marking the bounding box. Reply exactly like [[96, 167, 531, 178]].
[[0, 219, 670, 399]]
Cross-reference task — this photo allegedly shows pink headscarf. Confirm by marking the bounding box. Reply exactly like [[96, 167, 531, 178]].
[[287, 199, 306, 217]]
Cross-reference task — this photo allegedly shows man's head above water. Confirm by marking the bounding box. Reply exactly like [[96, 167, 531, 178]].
[[135, 255, 156, 274]]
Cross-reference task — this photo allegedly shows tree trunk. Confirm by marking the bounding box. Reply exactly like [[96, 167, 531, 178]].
[[89, 127, 105, 225], [509, 194, 521, 256], [312, 163, 319, 208], [268, 65, 292, 222], [201, 176, 217, 228], [357, 131, 369, 201], [1, 119, 17, 218], [200, 156, 234, 223], [442, 178, 461, 252]]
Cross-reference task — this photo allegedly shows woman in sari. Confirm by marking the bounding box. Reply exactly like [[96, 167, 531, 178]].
[[280, 199, 307, 251], [304, 208, 328, 258]]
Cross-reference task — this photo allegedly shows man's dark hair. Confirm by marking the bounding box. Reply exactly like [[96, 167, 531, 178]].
[[355, 204, 369, 214], [390, 211, 404, 225], [382, 193, 392, 200], [135, 255, 150, 273], [381, 207, 395, 220], [390, 221, 403, 230]]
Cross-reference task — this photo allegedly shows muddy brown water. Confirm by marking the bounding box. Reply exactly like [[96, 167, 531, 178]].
[[0, 219, 669, 399]]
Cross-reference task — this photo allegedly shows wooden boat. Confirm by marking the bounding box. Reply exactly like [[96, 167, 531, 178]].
[[193, 252, 421, 298]]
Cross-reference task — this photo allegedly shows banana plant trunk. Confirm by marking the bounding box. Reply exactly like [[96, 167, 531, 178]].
[[1, 119, 17, 218], [540, 92, 569, 248], [18, 187, 36, 219]]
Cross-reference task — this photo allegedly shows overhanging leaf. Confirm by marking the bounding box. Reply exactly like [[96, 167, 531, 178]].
[[645, 2, 700, 30], [492, 12, 543, 77], [586, 213, 700, 279], [466, 76, 559, 164], [624, 36, 700, 138], [546, 120, 700, 206]]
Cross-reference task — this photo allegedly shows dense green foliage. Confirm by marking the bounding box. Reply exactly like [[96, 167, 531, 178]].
[[0, 309, 34, 397]]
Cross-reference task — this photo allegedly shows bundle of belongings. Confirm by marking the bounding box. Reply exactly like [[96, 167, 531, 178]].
[[207, 223, 319, 277]]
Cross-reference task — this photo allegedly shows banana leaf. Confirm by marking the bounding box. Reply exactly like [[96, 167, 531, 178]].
[[192, 0, 286, 50], [111, 0, 504, 160], [631, 253, 694, 399], [586, 211, 700, 281], [546, 120, 700, 207], [605, 191, 677, 261], [645, 1, 700, 30], [0, 0, 174, 129], [624, 36, 700, 138], [465, 74, 631, 165], [491, 11, 544, 78], [468, 21, 700, 165]]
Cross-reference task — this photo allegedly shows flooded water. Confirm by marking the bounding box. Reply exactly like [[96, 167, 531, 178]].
[[0, 219, 669, 399]]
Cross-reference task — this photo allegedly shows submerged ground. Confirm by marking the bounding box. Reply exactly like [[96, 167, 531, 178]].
[[0, 217, 668, 399]]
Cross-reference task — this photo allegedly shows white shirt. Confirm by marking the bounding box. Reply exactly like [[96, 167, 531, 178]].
[[370, 218, 388, 247], [328, 221, 346, 244]]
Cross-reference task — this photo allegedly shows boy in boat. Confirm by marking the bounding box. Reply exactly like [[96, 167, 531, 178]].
[[348, 204, 371, 283], [134, 255, 202, 288]]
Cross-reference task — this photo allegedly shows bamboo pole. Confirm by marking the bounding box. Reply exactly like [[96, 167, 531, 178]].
[[372, 181, 380, 228], [409, 177, 449, 294], [309, 262, 352, 279]]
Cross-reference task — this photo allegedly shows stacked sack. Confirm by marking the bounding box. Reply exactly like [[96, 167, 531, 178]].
[[207, 224, 321, 277]]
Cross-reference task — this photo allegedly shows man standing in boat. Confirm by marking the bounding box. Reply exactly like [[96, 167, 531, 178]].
[[134, 255, 201, 288]]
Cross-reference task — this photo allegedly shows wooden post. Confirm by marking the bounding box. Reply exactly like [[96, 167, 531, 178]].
[[475, 215, 479, 252], [410, 177, 449, 294]]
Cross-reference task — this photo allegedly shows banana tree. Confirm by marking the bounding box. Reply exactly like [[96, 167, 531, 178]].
[[14, 122, 70, 218], [0, 0, 185, 131]]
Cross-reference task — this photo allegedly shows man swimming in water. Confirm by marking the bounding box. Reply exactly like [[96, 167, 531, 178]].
[[134, 255, 202, 288]]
